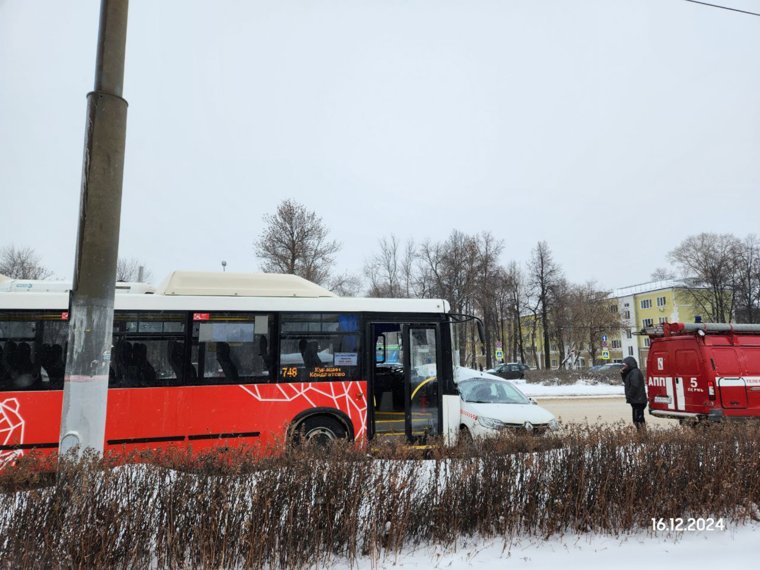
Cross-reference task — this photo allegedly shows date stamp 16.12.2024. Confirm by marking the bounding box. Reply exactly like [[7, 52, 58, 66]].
[[651, 518, 725, 532]]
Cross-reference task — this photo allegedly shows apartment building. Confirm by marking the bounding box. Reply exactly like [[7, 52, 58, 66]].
[[515, 278, 708, 370], [612, 279, 704, 366]]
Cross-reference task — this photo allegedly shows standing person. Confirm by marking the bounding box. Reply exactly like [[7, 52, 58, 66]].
[[621, 356, 647, 429]]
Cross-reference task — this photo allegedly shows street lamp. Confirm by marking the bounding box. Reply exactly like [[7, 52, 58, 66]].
[[221, 260, 227, 272]]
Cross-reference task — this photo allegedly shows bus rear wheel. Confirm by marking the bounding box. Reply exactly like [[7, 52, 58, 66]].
[[295, 416, 347, 446]]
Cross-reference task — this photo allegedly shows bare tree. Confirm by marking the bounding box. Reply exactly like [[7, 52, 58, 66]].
[[734, 234, 760, 323], [568, 282, 623, 365], [668, 233, 740, 323], [0, 245, 52, 279], [417, 230, 480, 312], [327, 272, 364, 296], [504, 262, 528, 365], [418, 230, 480, 366], [365, 235, 416, 298], [492, 268, 512, 363], [528, 241, 562, 369], [116, 257, 152, 282], [650, 267, 676, 281], [474, 232, 504, 369], [548, 278, 571, 367], [254, 199, 341, 285]]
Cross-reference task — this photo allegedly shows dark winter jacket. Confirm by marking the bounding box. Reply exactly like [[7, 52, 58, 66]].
[[621, 356, 647, 405]]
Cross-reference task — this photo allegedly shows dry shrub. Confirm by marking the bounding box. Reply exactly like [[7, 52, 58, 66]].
[[0, 423, 759, 568]]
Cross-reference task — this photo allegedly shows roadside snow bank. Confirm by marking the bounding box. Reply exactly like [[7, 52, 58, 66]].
[[336, 521, 760, 569], [516, 380, 624, 398]]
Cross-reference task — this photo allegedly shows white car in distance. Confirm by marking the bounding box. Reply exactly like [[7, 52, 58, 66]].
[[456, 369, 559, 439]]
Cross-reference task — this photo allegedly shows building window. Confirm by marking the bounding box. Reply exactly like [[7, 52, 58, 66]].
[[611, 339, 622, 349], [657, 296, 666, 307], [644, 338, 651, 347], [628, 347, 634, 356], [643, 318, 653, 328], [623, 310, 631, 319], [610, 305, 618, 313], [626, 330, 632, 339], [640, 299, 652, 309], [659, 317, 668, 324]]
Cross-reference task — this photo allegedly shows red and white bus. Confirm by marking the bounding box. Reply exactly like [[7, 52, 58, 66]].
[[0, 271, 473, 466]]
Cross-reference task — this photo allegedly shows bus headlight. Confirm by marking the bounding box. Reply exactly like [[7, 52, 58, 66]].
[[548, 418, 559, 431]]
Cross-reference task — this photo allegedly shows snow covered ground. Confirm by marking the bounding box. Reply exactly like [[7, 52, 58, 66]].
[[337, 522, 760, 569], [337, 373, 756, 568], [514, 379, 624, 399]]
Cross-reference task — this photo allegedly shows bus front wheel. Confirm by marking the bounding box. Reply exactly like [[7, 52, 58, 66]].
[[295, 416, 347, 446]]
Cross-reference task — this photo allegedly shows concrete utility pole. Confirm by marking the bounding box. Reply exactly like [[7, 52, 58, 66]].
[[59, 0, 129, 457]]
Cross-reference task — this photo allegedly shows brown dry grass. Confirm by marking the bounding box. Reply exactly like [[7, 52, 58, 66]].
[[0, 423, 758, 568]]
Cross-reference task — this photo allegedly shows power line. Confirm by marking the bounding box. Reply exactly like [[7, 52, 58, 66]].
[[683, 0, 760, 17]]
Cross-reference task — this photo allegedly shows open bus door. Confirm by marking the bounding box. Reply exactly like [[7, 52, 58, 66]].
[[369, 322, 441, 444]]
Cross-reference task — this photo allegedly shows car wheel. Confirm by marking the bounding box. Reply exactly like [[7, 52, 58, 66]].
[[459, 426, 473, 446]]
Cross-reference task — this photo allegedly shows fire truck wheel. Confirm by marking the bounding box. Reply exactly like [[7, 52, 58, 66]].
[[298, 416, 346, 446]]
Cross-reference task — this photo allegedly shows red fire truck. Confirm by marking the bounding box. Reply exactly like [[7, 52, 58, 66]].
[[646, 322, 760, 422]]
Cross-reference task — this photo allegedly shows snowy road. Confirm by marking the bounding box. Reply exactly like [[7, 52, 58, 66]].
[[536, 396, 675, 428]]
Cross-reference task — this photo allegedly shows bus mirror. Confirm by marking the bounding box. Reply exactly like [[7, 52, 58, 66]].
[[375, 334, 386, 364]]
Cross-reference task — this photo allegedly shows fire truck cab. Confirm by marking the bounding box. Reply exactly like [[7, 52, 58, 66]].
[[646, 322, 760, 422]]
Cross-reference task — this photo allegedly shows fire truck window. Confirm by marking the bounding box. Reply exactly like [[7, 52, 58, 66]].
[[712, 348, 741, 376], [675, 350, 700, 375]]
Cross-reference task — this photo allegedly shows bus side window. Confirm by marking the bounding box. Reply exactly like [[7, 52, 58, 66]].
[[40, 343, 65, 389], [278, 313, 361, 383], [0, 313, 68, 391], [191, 313, 274, 385], [167, 340, 196, 385], [0, 343, 8, 389], [216, 342, 240, 382], [111, 312, 186, 388]]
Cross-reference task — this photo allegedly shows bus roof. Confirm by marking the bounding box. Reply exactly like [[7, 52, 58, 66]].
[[0, 271, 450, 315], [0, 274, 154, 294], [157, 271, 337, 297]]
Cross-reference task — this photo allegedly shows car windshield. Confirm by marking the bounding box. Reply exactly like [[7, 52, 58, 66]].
[[459, 378, 531, 404]]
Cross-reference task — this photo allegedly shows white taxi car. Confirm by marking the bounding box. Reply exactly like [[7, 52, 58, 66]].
[[455, 368, 558, 438]]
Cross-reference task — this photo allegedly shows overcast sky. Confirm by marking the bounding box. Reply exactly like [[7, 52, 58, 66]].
[[2, 0, 759, 291]]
